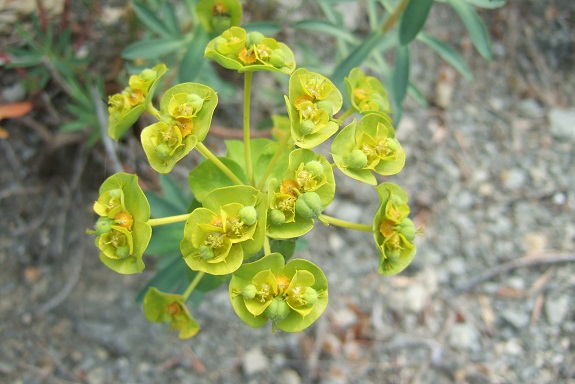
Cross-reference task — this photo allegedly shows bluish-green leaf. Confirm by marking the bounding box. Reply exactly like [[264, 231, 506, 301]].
[[188, 157, 248, 202], [132, 2, 173, 38], [158, 174, 190, 212], [160, 2, 181, 36], [407, 82, 429, 108], [398, 0, 434, 45], [178, 27, 209, 82], [291, 19, 358, 44], [331, 30, 384, 85], [447, 0, 492, 61], [392, 45, 410, 106], [417, 32, 473, 81], [464, 0, 506, 9], [122, 38, 188, 59], [242, 21, 282, 36]]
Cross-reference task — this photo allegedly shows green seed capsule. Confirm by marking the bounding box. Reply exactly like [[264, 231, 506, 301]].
[[300, 119, 316, 135], [246, 31, 265, 47], [295, 192, 323, 219], [186, 93, 204, 112], [303, 287, 318, 306], [264, 297, 291, 321], [399, 217, 416, 241], [269, 49, 286, 68], [140, 69, 156, 81], [156, 142, 172, 158], [269, 209, 286, 226], [238, 206, 257, 226], [94, 217, 113, 235], [116, 245, 130, 259], [242, 284, 257, 300], [346, 149, 368, 169], [304, 161, 324, 178], [198, 245, 215, 260]]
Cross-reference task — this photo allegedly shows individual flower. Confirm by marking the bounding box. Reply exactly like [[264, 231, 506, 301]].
[[180, 185, 267, 275], [88, 173, 151, 274], [267, 149, 335, 239], [141, 83, 218, 173], [345, 68, 391, 116], [195, 0, 243, 34], [108, 64, 168, 140], [143, 287, 200, 339], [331, 113, 405, 185], [285, 69, 342, 149], [205, 27, 295, 74], [229, 253, 328, 332], [372, 182, 418, 275]]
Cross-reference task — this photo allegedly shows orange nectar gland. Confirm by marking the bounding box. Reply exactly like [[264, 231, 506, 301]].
[[177, 118, 193, 138], [209, 215, 224, 228], [353, 88, 369, 103], [280, 180, 300, 197], [238, 47, 257, 64], [213, 2, 227, 16], [276, 274, 291, 295], [114, 211, 134, 230], [166, 302, 182, 317]]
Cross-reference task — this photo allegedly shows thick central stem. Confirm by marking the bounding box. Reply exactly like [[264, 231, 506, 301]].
[[243, 71, 254, 186]]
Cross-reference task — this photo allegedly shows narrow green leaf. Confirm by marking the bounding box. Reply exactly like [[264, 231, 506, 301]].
[[447, 0, 492, 61], [291, 19, 358, 44], [464, 0, 506, 9], [407, 82, 429, 108], [178, 27, 209, 83], [392, 45, 409, 105], [242, 22, 282, 36], [122, 38, 188, 59], [398, 0, 434, 45], [331, 30, 384, 85], [417, 32, 473, 81], [132, 1, 173, 38], [160, 2, 181, 36]]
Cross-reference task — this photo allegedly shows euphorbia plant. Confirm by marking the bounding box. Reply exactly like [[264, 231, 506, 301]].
[[88, 1, 420, 339]]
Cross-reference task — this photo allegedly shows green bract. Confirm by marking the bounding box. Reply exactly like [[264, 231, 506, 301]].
[[108, 64, 168, 140], [90, 173, 151, 274], [180, 185, 267, 275], [229, 253, 328, 332], [195, 0, 242, 34], [345, 68, 391, 116], [205, 27, 295, 74], [143, 287, 200, 339], [267, 148, 335, 239], [372, 182, 416, 275], [331, 113, 405, 185], [141, 83, 218, 174], [285, 69, 342, 149]]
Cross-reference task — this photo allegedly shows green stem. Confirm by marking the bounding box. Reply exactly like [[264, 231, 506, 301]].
[[264, 236, 271, 255], [146, 103, 161, 119], [243, 71, 254, 186], [335, 107, 355, 124], [256, 136, 288, 190], [195, 142, 244, 185], [183, 271, 205, 301], [381, 0, 410, 33], [148, 213, 191, 227], [319, 214, 372, 232]]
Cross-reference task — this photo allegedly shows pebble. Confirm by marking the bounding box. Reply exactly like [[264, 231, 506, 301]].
[[549, 108, 575, 140], [277, 368, 302, 384], [242, 347, 269, 376], [501, 168, 527, 190], [448, 323, 481, 351], [500, 309, 530, 329], [545, 295, 570, 325]]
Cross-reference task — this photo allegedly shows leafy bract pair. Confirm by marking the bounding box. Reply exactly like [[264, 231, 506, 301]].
[[89, 173, 151, 274]]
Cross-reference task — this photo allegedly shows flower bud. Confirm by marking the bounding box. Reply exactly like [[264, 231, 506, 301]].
[[242, 284, 257, 300], [269, 48, 286, 68], [303, 287, 318, 306], [140, 68, 156, 82], [303, 161, 324, 178], [246, 31, 265, 47], [264, 297, 291, 321], [198, 245, 215, 260], [295, 192, 323, 220], [269, 209, 286, 226], [94, 217, 113, 235], [238, 206, 257, 226], [300, 119, 316, 135], [399, 217, 416, 241], [346, 149, 368, 169]]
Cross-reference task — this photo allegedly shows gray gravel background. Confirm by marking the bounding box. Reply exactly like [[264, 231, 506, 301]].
[[1, 1, 574, 383]]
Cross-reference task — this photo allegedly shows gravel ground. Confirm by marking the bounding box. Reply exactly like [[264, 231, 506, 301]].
[[1, 1, 574, 383]]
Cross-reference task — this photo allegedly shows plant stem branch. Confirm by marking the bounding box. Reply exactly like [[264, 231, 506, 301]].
[[148, 213, 191, 227], [195, 142, 244, 185], [183, 271, 205, 301], [264, 236, 271, 255], [146, 103, 161, 119], [256, 136, 288, 190], [381, 0, 410, 33], [243, 72, 254, 185], [319, 214, 372, 232], [335, 107, 355, 124]]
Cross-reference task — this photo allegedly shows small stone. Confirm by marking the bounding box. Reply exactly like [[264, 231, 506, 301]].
[[331, 306, 357, 329], [523, 231, 547, 252], [518, 98, 544, 118], [500, 309, 530, 329], [545, 295, 569, 325], [277, 368, 302, 384], [449, 323, 480, 351], [501, 169, 527, 190], [504, 338, 523, 356], [549, 108, 575, 141], [242, 347, 269, 376]]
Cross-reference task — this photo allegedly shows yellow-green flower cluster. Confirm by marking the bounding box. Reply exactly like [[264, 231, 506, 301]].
[[345, 68, 391, 116], [229, 253, 328, 332], [195, 0, 243, 34], [89, 173, 151, 274], [108, 64, 167, 140], [205, 27, 295, 74], [143, 287, 200, 339]]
